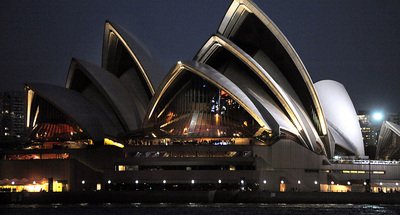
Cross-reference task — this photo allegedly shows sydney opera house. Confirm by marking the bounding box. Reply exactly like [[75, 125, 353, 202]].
[[2, 0, 400, 193]]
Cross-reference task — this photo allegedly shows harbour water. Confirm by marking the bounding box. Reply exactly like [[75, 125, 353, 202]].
[[1, 203, 399, 215]]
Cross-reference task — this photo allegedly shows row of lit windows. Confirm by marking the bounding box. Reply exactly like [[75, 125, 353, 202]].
[[322, 169, 385, 174], [361, 127, 371, 131], [116, 165, 252, 171], [0, 110, 23, 116], [1, 133, 22, 138], [334, 170, 385, 175], [6, 153, 70, 160], [127, 151, 251, 158]]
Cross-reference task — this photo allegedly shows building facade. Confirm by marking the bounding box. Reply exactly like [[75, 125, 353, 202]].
[[357, 111, 400, 158], [2, 0, 400, 193], [0, 91, 25, 148]]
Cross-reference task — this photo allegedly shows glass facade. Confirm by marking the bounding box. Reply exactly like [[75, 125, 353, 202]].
[[147, 73, 266, 140], [29, 96, 89, 144]]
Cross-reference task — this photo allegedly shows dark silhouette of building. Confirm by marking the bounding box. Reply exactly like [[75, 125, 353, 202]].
[[0, 91, 25, 148]]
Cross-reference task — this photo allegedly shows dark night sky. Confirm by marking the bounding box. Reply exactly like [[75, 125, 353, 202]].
[[0, 0, 399, 112]]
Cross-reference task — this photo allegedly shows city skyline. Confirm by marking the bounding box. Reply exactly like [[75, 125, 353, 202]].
[[0, 0, 399, 112]]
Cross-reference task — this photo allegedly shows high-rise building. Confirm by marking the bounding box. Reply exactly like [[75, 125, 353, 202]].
[[358, 111, 379, 146], [0, 91, 25, 148], [357, 111, 400, 158]]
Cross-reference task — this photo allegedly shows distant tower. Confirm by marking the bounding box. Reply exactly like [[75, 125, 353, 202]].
[[0, 91, 25, 148], [358, 111, 379, 144]]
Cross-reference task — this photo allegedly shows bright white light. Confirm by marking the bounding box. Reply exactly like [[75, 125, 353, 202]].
[[347, 181, 351, 185], [379, 182, 383, 186], [280, 180, 284, 184], [81, 180, 85, 185], [331, 181, 334, 185], [218, 179, 222, 184], [163, 180, 166, 184], [11, 181, 15, 185], [191, 180, 195, 184], [263, 180, 267, 184], [240, 180, 244, 185], [135, 180, 139, 184], [396, 183, 399, 186], [297, 180, 301, 184], [314, 181, 318, 185], [363, 182, 367, 186], [107, 180, 111, 184], [372, 112, 384, 121]]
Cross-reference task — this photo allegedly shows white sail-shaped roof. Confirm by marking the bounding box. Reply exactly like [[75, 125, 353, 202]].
[[66, 58, 145, 132], [218, 0, 328, 140], [376, 121, 400, 160], [315, 80, 364, 156], [195, 34, 325, 154], [102, 21, 163, 115]]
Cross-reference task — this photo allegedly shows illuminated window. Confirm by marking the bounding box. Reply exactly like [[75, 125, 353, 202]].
[[373, 171, 385, 175], [341, 170, 383, 174]]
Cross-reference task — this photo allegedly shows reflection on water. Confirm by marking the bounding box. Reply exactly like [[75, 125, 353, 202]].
[[1, 203, 399, 215]]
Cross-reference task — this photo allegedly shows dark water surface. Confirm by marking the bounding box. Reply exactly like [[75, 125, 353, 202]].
[[1, 203, 399, 215]]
